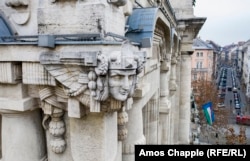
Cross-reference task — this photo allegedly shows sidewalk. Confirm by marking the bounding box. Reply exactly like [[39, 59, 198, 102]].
[[199, 123, 250, 145], [199, 124, 227, 145], [234, 69, 248, 115]]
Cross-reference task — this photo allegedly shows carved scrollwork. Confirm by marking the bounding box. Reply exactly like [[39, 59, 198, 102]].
[[39, 86, 67, 154], [107, 0, 127, 7]]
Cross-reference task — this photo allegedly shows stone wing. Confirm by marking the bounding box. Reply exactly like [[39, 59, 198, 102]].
[[40, 51, 99, 96]]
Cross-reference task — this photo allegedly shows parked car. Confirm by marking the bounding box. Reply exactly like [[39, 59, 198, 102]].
[[218, 93, 225, 98], [235, 103, 240, 109], [217, 103, 225, 108], [236, 115, 250, 125], [227, 86, 232, 91]]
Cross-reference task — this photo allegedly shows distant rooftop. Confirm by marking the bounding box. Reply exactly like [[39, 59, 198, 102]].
[[193, 37, 213, 50]]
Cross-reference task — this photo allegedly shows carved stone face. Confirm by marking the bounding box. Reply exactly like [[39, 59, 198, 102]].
[[108, 69, 136, 101]]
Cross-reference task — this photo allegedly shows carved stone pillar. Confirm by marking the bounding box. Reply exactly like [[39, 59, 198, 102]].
[[173, 55, 181, 144], [122, 105, 145, 161], [143, 93, 159, 144], [39, 86, 67, 155], [170, 56, 178, 96], [159, 106, 170, 144], [169, 56, 178, 144], [159, 60, 171, 144], [69, 112, 118, 161], [0, 84, 46, 161], [179, 53, 192, 144]]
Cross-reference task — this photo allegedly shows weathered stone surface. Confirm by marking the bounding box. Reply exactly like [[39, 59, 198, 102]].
[[0, 0, 205, 160], [0, 62, 22, 84]]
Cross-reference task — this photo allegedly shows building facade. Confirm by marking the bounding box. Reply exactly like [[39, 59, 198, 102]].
[[0, 0, 205, 161], [206, 40, 221, 80], [242, 40, 250, 102], [191, 38, 214, 82]]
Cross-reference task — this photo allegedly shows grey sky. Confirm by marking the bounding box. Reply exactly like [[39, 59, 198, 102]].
[[193, 0, 250, 46]]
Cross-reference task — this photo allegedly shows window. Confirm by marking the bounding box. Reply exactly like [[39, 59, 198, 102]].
[[193, 74, 197, 80], [196, 52, 203, 57], [197, 62, 203, 68], [196, 62, 199, 68], [196, 62, 203, 68]]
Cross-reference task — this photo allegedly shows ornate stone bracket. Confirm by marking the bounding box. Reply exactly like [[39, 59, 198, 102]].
[[169, 56, 178, 96], [39, 86, 66, 154], [39, 41, 146, 141], [39, 42, 145, 105]]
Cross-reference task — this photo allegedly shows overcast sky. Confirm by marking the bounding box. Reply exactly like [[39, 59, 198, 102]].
[[193, 0, 250, 47]]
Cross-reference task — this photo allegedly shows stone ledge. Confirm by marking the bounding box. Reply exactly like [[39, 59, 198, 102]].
[[133, 83, 150, 98], [0, 97, 38, 111]]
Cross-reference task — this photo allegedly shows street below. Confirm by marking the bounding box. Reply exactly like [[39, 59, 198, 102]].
[[200, 66, 250, 144]]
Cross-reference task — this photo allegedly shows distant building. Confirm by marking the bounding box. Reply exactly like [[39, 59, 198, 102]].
[[242, 40, 250, 101], [191, 38, 214, 82], [206, 40, 222, 79]]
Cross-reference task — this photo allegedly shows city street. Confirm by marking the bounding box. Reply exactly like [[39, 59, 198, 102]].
[[200, 66, 250, 144], [218, 67, 247, 122]]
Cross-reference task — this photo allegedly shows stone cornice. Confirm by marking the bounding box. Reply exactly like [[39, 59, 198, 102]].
[[177, 17, 206, 40], [177, 17, 206, 53]]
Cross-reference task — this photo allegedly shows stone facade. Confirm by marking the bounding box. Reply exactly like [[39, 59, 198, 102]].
[[0, 0, 205, 161], [192, 38, 214, 82]]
